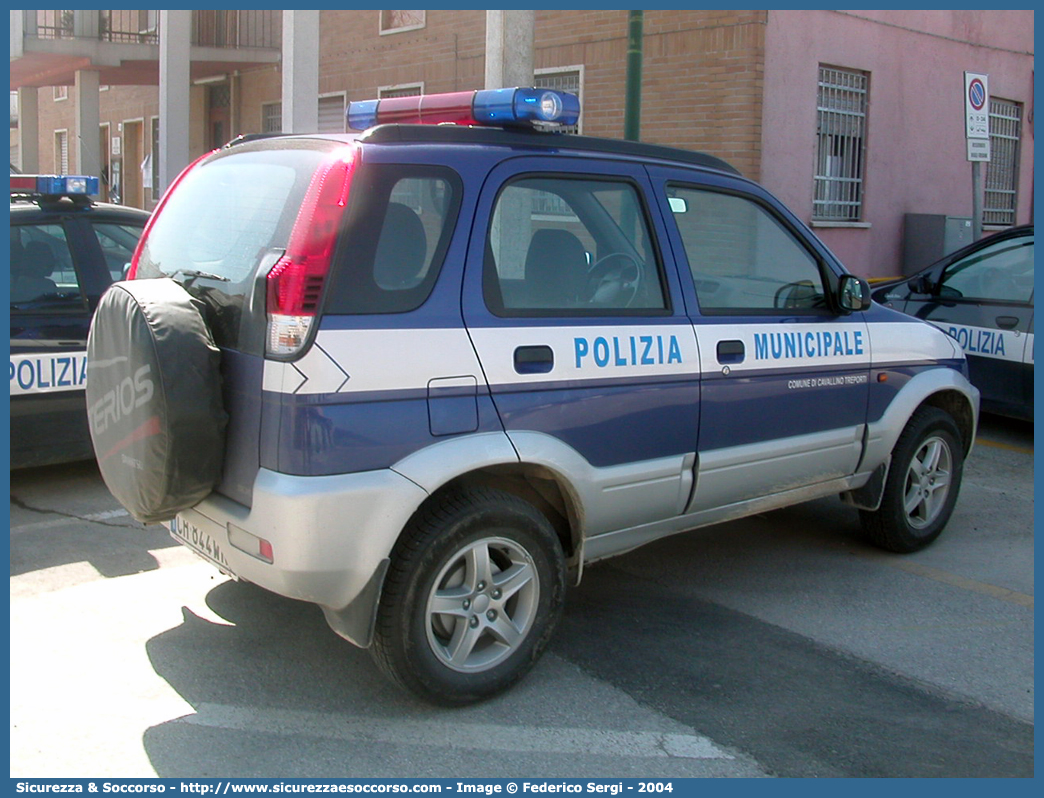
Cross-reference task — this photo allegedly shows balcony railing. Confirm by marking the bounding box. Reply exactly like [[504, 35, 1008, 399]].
[[26, 10, 280, 49]]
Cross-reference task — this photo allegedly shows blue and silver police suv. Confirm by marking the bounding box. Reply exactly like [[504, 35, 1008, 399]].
[[86, 89, 979, 704]]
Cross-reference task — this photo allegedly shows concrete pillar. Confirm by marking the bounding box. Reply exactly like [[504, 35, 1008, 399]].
[[282, 10, 319, 133], [17, 87, 39, 173], [11, 10, 27, 59], [484, 10, 534, 89], [159, 10, 191, 195], [74, 69, 102, 177], [485, 11, 536, 278]]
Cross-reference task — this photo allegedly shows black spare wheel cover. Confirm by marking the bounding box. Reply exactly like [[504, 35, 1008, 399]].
[[86, 278, 227, 524]]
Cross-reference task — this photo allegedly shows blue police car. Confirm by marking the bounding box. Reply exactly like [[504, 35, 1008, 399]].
[[872, 225, 1033, 421], [10, 175, 149, 468], [86, 88, 979, 704]]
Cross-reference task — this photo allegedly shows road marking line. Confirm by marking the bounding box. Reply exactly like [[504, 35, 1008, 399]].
[[180, 702, 734, 760], [976, 437, 1032, 455], [861, 553, 1033, 609], [10, 508, 130, 533]]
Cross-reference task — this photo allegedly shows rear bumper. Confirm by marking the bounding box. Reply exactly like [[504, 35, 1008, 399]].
[[178, 466, 428, 614]]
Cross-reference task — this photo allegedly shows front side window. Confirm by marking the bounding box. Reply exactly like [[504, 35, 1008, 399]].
[[940, 234, 1034, 304], [814, 65, 868, 222], [485, 176, 667, 315], [985, 98, 1022, 227], [668, 185, 827, 313], [10, 223, 83, 310], [90, 222, 145, 281]]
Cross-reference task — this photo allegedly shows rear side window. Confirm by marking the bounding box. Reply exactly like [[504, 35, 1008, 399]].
[[324, 164, 461, 314]]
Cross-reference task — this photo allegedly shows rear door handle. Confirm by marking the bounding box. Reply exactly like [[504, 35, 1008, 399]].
[[514, 345, 554, 374], [717, 339, 745, 364]]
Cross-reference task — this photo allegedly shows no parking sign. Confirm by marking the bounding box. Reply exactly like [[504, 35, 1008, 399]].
[[964, 71, 989, 139]]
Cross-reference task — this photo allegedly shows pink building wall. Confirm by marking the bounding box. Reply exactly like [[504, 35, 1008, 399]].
[[760, 10, 1034, 278]]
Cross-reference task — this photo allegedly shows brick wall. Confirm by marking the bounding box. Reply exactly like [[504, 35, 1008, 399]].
[[32, 10, 768, 191]]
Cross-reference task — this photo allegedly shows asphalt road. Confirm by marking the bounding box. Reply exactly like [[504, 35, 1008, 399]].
[[9, 415, 1033, 778]]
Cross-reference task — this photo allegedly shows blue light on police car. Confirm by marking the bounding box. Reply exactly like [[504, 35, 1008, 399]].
[[32, 175, 100, 195], [472, 88, 580, 127], [347, 99, 379, 132], [346, 87, 580, 131]]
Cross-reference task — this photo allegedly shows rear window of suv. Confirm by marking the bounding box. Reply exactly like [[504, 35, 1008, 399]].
[[134, 140, 337, 350], [135, 141, 333, 285]]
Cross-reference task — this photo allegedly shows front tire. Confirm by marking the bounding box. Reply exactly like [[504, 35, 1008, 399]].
[[860, 407, 964, 553], [371, 487, 566, 705]]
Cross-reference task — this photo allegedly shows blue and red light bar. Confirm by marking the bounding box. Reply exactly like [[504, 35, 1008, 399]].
[[347, 87, 580, 131], [10, 174, 100, 196]]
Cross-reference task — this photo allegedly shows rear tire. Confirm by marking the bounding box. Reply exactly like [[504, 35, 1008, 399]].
[[860, 407, 964, 553], [371, 487, 566, 705]]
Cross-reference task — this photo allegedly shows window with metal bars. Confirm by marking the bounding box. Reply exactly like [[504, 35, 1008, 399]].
[[377, 84, 423, 99], [813, 66, 867, 222], [261, 102, 281, 134], [985, 98, 1021, 227], [535, 68, 582, 135], [54, 130, 68, 174], [318, 94, 346, 133]]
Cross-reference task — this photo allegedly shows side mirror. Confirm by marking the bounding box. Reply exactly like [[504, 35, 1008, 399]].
[[912, 275, 935, 295], [838, 274, 872, 312]]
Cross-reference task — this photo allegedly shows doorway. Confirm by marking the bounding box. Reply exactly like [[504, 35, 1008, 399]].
[[122, 120, 143, 209]]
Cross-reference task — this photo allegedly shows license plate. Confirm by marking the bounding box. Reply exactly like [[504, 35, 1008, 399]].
[[169, 514, 237, 578]]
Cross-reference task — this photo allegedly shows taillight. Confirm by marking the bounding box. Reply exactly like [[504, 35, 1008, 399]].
[[266, 145, 357, 356], [127, 150, 214, 279]]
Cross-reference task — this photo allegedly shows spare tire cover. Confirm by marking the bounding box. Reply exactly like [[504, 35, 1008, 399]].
[[86, 278, 227, 524]]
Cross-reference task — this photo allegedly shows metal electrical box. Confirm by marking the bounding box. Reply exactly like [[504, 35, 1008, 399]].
[[902, 214, 974, 275]]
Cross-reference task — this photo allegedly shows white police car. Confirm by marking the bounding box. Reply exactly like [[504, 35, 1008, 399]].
[[86, 89, 979, 704], [10, 174, 149, 468]]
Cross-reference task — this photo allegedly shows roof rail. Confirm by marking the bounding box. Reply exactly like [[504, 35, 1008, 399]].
[[360, 124, 741, 176]]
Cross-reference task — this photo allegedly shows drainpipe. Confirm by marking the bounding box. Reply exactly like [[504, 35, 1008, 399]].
[[623, 10, 643, 141]]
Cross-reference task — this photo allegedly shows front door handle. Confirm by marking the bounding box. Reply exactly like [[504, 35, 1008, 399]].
[[514, 345, 554, 374], [996, 315, 1020, 330]]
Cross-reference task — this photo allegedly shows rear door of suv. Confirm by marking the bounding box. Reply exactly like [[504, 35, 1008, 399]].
[[462, 155, 701, 537]]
